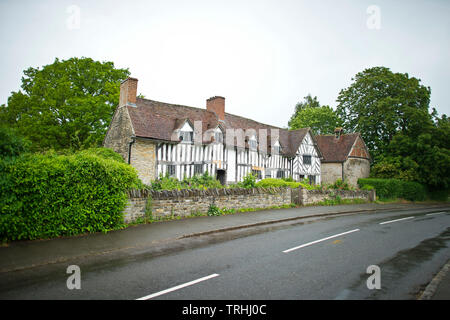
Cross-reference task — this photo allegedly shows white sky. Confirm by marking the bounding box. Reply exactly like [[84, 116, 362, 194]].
[[0, 0, 449, 128]]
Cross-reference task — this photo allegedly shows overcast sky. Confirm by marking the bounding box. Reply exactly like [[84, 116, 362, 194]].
[[0, 0, 449, 128]]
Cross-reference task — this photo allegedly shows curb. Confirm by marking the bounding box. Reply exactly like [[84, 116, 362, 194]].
[[418, 260, 450, 300]]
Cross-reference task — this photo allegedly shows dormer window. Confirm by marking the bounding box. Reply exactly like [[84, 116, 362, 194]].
[[273, 141, 282, 154], [214, 128, 223, 143], [179, 131, 193, 142], [178, 121, 194, 143], [249, 136, 257, 150]]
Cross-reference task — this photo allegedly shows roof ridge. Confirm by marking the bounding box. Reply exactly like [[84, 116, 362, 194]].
[[136, 97, 217, 115], [316, 132, 359, 136], [224, 112, 285, 130], [137, 97, 292, 131]]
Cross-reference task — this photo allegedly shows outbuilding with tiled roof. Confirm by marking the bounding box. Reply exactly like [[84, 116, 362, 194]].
[[315, 128, 371, 187]]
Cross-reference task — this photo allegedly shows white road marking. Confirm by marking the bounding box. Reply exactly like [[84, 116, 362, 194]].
[[136, 273, 220, 300], [379, 216, 414, 225], [426, 212, 446, 216], [283, 229, 360, 253]]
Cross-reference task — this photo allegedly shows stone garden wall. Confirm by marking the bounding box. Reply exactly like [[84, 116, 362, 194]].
[[123, 187, 376, 223], [292, 188, 376, 206], [124, 187, 291, 223]]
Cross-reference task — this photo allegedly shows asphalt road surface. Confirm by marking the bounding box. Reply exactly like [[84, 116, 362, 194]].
[[0, 207, 449, 300]]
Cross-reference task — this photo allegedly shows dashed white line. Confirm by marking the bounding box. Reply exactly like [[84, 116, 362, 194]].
[[282, 229, 360, 253], [379, 216, 414, 225], [136, 273, 220, 300], [426, 212, 446, 216]]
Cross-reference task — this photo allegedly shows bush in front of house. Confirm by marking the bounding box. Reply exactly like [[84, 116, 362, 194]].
[[148, 171, 223, 191], [0, 150, 142, 242], [327, 179, 353, 191], [357, 178, 426, 201], [255, 178, 318, 190]]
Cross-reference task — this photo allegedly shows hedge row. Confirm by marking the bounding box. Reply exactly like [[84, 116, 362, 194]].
[[255, 178, 318, 190], [358, 178, 426, 201], [0, 149, 142, 242]]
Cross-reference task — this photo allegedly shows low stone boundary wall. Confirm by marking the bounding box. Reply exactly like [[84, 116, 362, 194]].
[[292, 188, 376, 206], [123, 187, 376, 223], [124, 187, 292, 223]]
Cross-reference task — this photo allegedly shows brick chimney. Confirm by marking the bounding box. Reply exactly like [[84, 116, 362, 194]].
[[119, 77, 138, 107], [334, 127, 344, 139], [206, 96, 225, 121]]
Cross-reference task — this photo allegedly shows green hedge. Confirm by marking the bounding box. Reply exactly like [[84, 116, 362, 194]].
[[0, 150, 142, 242], [255, 178, 318, 190], [148, 171, 223, 190], [358, 178, 426, 201]]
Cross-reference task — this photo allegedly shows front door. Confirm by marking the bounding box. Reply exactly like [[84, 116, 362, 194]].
[[216, 169, 226, 185]]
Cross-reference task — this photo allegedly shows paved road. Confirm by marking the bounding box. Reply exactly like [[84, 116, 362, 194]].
[[0, 207, 449, 300]]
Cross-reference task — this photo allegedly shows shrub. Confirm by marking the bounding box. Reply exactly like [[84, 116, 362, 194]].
[[241, 172, 257, 188], [78, 147, 125, 163], [183, 171, 223, 189], [427, 188, 449, 202], [358, 178, 426, 201], [255, 178, 319, 190], [0, 151, 142, 242], [328, 179, 352, 190], [256, 178, 292, 188], [0, 126, 30, 160], [401, 181, 427, 202], [207, 204, 221, 216], [148, 171, 223, 191]]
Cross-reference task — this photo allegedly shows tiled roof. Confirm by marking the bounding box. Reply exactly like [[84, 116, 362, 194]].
[[126, 98, 313, 157], [315, 133, 369, 163]]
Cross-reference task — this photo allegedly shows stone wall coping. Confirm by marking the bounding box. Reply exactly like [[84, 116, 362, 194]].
[[126, 187, 372, 199], [127, 187, 291, 199], [303, 189, 370, 195]]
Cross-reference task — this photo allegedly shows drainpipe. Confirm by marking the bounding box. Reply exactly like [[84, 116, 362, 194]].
[[341, 162, 344, 181], [128, 136, 136, 164]]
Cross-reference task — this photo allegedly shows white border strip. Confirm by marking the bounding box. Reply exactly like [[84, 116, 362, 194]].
[[136, 273, 220, 300], [426, 212, 446, 216], [283, 229, 360, 253], [379, 216, 414, 225]]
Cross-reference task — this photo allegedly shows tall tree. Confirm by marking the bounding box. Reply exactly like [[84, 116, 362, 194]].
[[288, 94, 342, 135], [0, 57, 130, 151], [336, 67, 433, 158]]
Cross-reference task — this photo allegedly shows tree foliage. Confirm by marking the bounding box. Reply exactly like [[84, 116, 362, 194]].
[[0, 126, 30, 160], [0, 57, 130, 151], [336, 67, 433, 158], [372, 125, 450, 189], [288, 94, 342, 134], [337, 66, 449, 191]]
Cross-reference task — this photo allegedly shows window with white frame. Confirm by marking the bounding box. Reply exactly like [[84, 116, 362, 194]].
[[276, 170, 285, 179], [252, 169, 262, 180], [214, 128, 223, 143], [249, 136, 257, 150], [179, 121, 194, 143], [179, 131, 193, 142], [273, 141, 281, 154], [194, 164, 203, 175], [303, 155, 312, 165], [167, 165, 176, 177]]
